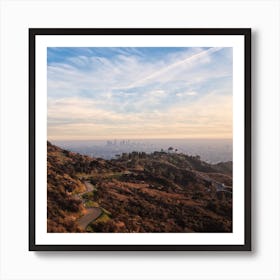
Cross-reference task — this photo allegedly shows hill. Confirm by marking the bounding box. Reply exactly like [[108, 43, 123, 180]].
[[47, 141, 232, 233]]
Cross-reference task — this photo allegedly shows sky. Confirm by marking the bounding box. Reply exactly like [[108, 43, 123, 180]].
[[47, 47, 232, 140]]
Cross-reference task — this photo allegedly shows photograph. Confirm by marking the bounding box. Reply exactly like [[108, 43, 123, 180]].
[[47, 46, 233, 234], [29, 29, 251, 250]]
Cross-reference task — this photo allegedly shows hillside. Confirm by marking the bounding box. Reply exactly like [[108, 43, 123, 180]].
[[47, 141, 232, 233]]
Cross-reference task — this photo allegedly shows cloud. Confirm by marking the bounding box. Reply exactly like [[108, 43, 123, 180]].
[[124, 47, 222, 89], [48, 91, 232, 140], [176, 91, 197, 97], [47, 47, 232, 140]]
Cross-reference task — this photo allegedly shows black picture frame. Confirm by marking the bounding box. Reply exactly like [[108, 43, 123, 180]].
[[29, 28, 251, 251]]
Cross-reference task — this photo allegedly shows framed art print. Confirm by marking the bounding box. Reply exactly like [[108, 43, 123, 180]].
[[29, 28, 251, 251]]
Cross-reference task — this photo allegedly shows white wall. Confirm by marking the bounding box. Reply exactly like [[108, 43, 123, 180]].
[[0, 0, 279, 279]]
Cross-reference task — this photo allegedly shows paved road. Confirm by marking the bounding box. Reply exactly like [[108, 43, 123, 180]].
[[77, 207, 102, 230], [84, 181, 94, 192], [197, 172, 232, 193], [75, 181, 103, 230], [74, 180, 95, 200]]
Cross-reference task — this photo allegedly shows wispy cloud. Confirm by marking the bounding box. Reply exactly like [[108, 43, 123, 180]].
[[124, 47, 222, 89], [47, 47, 232, 140]]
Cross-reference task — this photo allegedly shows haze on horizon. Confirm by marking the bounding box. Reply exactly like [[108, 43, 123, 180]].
[[47, 47, 232, 141]]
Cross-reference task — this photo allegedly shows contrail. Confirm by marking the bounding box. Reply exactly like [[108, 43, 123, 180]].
[[124, 47, 223, 89]]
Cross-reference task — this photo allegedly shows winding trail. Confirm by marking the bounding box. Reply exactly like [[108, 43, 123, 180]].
[[76, 181, 103, 230], [197, 172, 232, 194]]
